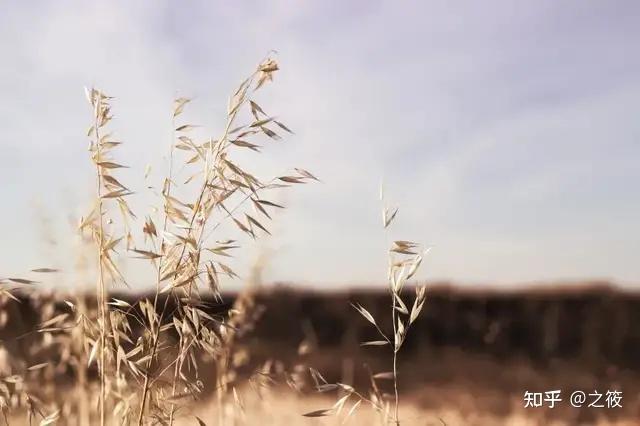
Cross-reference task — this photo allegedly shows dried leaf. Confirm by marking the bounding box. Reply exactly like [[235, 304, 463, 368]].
[[102, 189, 133, 199], [97, 161, 128, 169], [278, 176, 305, 184], [108, 298, 131, 308], [384, 207, 398, 228], [245, 214, 271, 235], [173, 97, 191, 117], [261, 126, 281, 140], [351, 303, 376, 326], [249, 100, 266, 117], [410, 299, 425, 325], [249, 117, 274, 128], [103, 174, 127, 190], [176, 124, 198, 132], [360, 340, 389, 347], [39, 313, 68, 329], [302, 409, 332, 418], [8, 278, 39, 285], [295, 168, 319, 181], [88, 340, 99, 366], [27, 363, 48, 371], [394, 293, 409, 315], [373, 372, 395, 380], [131, 249, 163, 259], [31, 268, 59, 273], [231, 139, 261, 152], [274, 120, 293, 134], [255, 199, 284, 209]]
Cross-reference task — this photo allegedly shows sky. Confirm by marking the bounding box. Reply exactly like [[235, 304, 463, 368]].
[[0, 0, 638, 289]]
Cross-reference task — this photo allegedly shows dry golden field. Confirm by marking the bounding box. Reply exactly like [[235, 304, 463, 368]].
[[1, 285, 640, 425]]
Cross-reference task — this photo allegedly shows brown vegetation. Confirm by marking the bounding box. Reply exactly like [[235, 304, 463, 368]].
[[1, 284, 639, 424]]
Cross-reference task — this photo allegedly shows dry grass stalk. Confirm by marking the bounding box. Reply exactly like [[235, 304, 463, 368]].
[[76, 56, 316, 425], [1, 55, 314, 425], [83, 87, 135, 425], [306, 186, 429, 425]]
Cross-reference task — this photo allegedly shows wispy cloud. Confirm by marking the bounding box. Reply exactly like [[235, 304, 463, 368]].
[[1, 1, 638, 286]]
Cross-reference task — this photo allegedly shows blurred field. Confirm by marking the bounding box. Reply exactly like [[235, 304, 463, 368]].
[[185, 391, 639, 426], [2, 282, 639, 424]]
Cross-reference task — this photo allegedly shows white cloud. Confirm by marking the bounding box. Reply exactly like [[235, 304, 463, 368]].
[[1, 1, 638, 287]]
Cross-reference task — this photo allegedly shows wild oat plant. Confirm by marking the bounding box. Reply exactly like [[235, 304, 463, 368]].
[[1, 56, 314, 425], [305, 187, 429, 425]]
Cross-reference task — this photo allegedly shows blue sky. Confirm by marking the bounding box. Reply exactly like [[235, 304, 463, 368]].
[[0, 1, 638, 288]]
